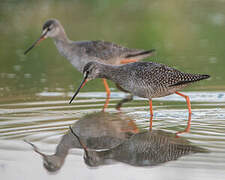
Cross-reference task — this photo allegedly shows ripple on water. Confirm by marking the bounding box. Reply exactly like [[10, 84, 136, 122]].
[[0, 91, 225, 180]]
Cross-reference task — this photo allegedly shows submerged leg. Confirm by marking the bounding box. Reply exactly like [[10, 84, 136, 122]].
[[176, 113, 192, 137], [116, 94, 133, 111], [120, 59, 138, 64], [175, 91, 192, 114]]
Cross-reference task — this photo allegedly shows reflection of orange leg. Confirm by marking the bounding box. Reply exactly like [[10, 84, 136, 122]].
[[120, 59, 138, 64], [149, 115, 153, 131], [175, 92, 192, 114], [117, 111, 139, 134], [127, 120, 139, 134], [176, 113, 192, 137], [102, 78, 110, 97]]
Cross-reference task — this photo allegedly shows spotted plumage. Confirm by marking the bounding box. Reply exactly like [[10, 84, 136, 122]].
[[83, 61, 210, 99], [70, 61, 210, 116]]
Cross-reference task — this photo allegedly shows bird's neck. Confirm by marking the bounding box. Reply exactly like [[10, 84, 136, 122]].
[[53, 32, 72, 60], [98, 64, 120, 81], [54, 24, 70, 42]]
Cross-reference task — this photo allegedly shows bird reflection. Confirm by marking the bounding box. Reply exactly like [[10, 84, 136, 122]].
[[24, 111, 139, 172], [70, 127, 208, 167]]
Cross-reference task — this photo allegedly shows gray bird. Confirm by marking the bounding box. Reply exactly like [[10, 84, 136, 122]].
[[70, 61, 210, 116], [24, 19, 155, 103]]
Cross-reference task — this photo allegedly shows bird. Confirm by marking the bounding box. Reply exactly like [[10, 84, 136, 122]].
[[24, 19, 155, 102], [70, 61, 210, 116], [69, 127, 208, 167]]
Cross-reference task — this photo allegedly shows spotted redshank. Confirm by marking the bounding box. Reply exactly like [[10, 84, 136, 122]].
[[70, 61, 210, 116], [24, 19, 155, 100]]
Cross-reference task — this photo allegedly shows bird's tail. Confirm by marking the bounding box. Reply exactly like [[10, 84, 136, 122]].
[[125, 49, 156, 61], [169, 74, 210, 87]]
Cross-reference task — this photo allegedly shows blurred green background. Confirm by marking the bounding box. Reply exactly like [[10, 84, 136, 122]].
[[0, 0, 224, 99]]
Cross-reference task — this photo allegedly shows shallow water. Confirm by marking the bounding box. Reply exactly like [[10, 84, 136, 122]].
[[1, 0, 225, 179], [0, 91, 225, 180]]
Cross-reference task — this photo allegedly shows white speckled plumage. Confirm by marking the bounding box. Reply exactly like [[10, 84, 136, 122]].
[[82, 61, 210, 99]]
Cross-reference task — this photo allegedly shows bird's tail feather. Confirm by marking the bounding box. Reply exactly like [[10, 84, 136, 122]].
[[169, 74, 210, 87], [125, 49, 156, 60]]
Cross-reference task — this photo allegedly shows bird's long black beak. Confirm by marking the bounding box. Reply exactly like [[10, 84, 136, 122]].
[[69, 126, 89, 158], [69, 71, 89, 104], [24, 30, 48, 55]]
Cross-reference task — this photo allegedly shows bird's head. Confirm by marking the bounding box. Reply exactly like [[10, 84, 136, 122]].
[[69, 62, 103, 103], [24, 19, 63, 54]]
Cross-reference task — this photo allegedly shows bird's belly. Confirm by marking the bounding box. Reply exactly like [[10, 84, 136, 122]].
[[122, 84, 184, 99], [120, 84, 154, 99], [151, 85, 188, 98]]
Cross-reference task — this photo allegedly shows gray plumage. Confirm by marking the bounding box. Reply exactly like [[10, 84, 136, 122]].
[[25, 19, 155, 72]]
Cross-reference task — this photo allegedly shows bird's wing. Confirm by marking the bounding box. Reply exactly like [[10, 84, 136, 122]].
[[75, 40, 155, 63], [131, 62, 208, 87]]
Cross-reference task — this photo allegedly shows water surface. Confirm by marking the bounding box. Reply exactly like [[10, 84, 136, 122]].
[[1, 91, 225, 180]]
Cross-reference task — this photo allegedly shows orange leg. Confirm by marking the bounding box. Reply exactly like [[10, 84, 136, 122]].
[[120, 59, 138, 64], [102, 95, 110, 112], [149, 99, 153, 116], [175, 92, 192, 114], [176, 113, 192, 137], [102, 79, 110, 111], [149, 99, 153, 130], [102, 78, 110, 97]]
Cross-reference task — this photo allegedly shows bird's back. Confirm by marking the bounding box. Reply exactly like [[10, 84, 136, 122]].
[[74, 40, 154, 64], [113, 62, 209, 98]]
